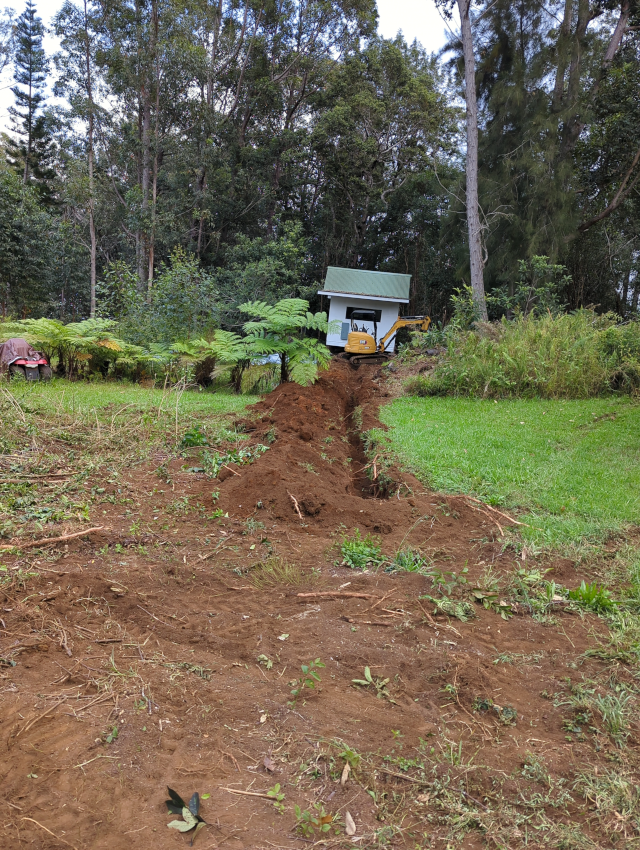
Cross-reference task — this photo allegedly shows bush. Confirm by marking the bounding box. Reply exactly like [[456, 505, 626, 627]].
[[406, 310, 640, 399]]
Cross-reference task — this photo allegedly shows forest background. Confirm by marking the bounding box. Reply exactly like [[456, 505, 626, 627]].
[[0, 0, 639, 347]]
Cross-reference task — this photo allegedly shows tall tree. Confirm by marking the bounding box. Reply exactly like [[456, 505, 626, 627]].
[[436, 0, 487, 320], [54, 0, 100, 316], [4, 0, 55, 195]]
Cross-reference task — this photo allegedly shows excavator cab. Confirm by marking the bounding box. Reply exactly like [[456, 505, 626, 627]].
[[345, 310, 378, 355]]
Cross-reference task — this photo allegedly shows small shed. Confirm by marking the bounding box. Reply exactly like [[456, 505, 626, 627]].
[[319, 267, 411, 350]]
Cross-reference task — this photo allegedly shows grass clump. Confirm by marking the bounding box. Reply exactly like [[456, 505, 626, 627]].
[[405, 309, 640, 399], [248, 556, 305, 588], [339, 529, 382, 570], [385, 547, 431, 574], [568, 580, 615, 613]]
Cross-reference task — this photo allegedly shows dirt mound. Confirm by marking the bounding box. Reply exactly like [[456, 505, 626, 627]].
[[221, 359, 416, 534]]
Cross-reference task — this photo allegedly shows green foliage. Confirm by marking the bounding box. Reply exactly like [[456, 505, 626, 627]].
[[339, 529, 383, 570], [352, 666, 395, 702], [201, 444, 268, 478], [568, 581, 615, 613], [290, 659, 325, 703], [240, 298, 336, 386], [407, 310, 640, 399], [294, 803, 332, 838], [385, 547, 431, 574]]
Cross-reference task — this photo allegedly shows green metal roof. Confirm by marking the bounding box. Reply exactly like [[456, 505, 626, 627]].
[[322, 267, 411, 300]]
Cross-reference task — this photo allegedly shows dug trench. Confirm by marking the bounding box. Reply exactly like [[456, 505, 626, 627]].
[[0, 359, 635, 849]]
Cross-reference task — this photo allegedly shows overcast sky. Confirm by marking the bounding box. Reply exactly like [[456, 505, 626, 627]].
[[0, 0, 453, 130]]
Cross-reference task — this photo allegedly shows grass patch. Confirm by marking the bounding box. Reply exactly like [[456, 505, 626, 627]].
[[380, 396, 640, 547], [248, 556, 306, 588]]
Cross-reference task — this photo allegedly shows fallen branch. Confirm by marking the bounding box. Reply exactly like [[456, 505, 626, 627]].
[[0, 526, 104, 551], [296, 591, 378, 600], [21, 817, 81, 850], [287, 491, 303, 519], [220, 787, 275, 800]]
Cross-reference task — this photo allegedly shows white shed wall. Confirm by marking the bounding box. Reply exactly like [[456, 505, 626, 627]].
[[325, 296, 402, 350]]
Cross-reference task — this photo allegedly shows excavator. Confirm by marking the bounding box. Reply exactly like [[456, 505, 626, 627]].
[[342, 310, 431, 367]]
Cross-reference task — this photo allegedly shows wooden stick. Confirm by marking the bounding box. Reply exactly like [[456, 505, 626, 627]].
[[344, 617, 393, 627], [296, 591, 378, 600], [21, 817, 81, 850], [287, 491, 303, 519], [15, 699, 67, 738], [0, 526, 104, 551], [136, 604, 174, 628], [220, 787, 274, 800], [465, 497, 529, 527], [365, 588, 397, 613]]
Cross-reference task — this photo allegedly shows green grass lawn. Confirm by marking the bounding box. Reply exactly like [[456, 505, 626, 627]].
[[7, 378, 257, 419], [380, 397, 640, 547]]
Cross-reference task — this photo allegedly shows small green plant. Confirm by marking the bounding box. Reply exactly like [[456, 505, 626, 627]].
[[266, 783, 285, 813], [339, 529, 383, 570], [104, 725, 118, 744], [352, 666, 396, 703], [181, 424, 208, 447], [568, 580, 615, 613], [290, 659, 325, 703], [257, 654, 273, 670], [294, 803, 332, 837], [336, 742, 361, 768]]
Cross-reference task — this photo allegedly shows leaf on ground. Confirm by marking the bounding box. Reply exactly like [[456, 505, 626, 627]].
[[345, 811, 356, 836], [188, 792, 200, 817], [263, 756, 276, 772], [167, 787, 187, 811], [341, 762, 350, 786]]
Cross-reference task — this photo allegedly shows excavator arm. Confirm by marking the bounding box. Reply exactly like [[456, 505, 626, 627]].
[[377, 315, 431, 352]]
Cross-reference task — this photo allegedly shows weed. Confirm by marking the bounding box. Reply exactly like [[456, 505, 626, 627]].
[[594, 690, 632, 746], [243, 516, 265, 535], [202, 444, 269, 478], [351, 405, 363, 429], [385, 547, 431, 574], [297, 461, 318, 475], [336, 743, 361, 768], [266, 783, 285, 813], [248, 557, 304, 588], [568, 580, 615, 613], [421, 595, 474, 622], [264, 427, 276, 444], [573, 767, 640, 836], [339, 529, 383, 570], [294, 803, 332, 837], [257, 654, 273, 670], [181, 424, 208, 447], [289, 659, 325, 703], [352, 666, 396, 703]]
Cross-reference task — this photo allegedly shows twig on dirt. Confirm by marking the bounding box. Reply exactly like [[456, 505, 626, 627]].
[[94, 638, 122, 644], [364, 588, 397, 613], [136, 604, 174, 628], [344, 617, 394, 626], [287, 491, 303, 519], [465, 496, 529, 527], [221, 750, 241, 771], [466, 503, 504, 536], [296, 591, 378, 600], [462, 789, 489, 810], [74, 754, 119, 770], [15, 698, 67, 738], [220, 787, 275, 800], [21, 817, 80, 850], [375, 766, 427, 784], [0, 526, 104, 551]]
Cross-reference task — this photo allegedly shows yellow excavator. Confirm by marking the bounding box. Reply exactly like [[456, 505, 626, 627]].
[[343, 310, 431, 367]]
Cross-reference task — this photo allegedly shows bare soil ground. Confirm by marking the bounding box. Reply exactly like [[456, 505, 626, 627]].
[[1, 361, 638, 849]]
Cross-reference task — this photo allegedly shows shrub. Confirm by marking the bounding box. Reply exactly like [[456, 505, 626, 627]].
[[406, 310, 640, 399]]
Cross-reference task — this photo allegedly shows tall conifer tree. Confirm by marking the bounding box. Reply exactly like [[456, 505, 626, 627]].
[[4, 0, 56, 197]]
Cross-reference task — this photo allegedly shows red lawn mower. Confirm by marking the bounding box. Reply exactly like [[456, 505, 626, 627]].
[[0, 338, 52, 381]]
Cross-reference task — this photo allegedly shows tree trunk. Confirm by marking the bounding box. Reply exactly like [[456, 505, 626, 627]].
[[83, 0, 97, 318], [457, 0, 487, 321]]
